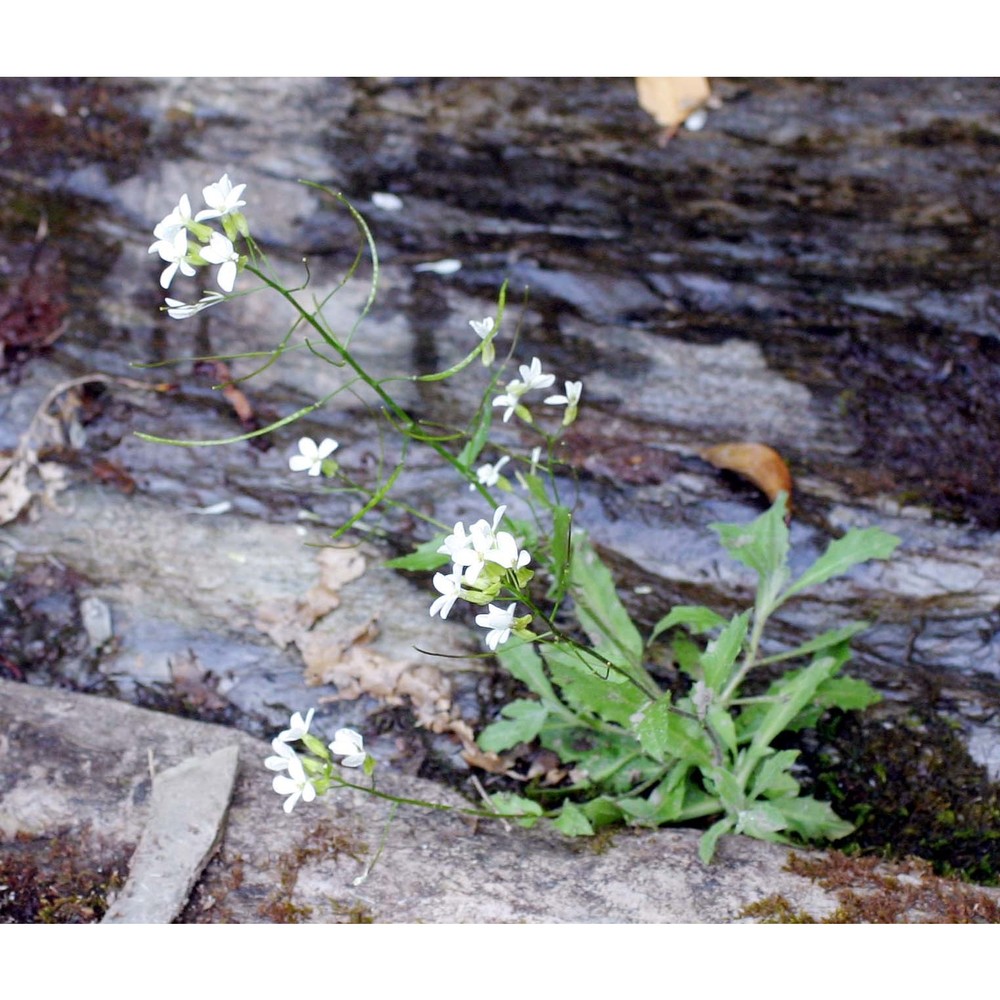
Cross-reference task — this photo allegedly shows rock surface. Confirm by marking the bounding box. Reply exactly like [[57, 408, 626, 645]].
[[11, 677, 999, 924]]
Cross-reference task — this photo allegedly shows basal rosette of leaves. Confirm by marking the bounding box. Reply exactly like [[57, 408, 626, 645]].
[[474, 494, 899, 862]]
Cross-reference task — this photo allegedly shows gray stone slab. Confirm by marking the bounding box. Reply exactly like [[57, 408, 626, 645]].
[[101, 744, 240, 923]]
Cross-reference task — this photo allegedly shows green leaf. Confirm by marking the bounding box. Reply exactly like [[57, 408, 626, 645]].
[[735, 803, 789, 841], [569, 533, 646, 682], [477, 699, 549, 753], [543, 643, 648, 727], [635, 694, 713, 768], [581, 796, 625, 829], [547, 504, 573, 602], [671, 635, 702, 680], [650, 605, 729, 643], [699, 816, 735, 864], [552, 800, 594, 836], [496, 641, 560, 706], [710, 493, 790, 581], [782, 526, 900, 603], [749, 749, 801, 801], [488, 792, 543, 828], [700, 611, 749, 692], [384, 534, 450, 572], [744, 655, 840, 764], [757, 621, 871, 665], [770, 795, 854, 841], [706, 704, 738, 757]]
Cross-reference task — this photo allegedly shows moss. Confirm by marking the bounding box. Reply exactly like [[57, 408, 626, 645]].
[[795, 708, 1000, 886], [0, 826, 130, 923], [742, 851, 1000, 923]]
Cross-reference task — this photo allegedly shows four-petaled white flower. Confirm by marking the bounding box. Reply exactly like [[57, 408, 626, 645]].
[[264, 737, 297, 772], [272, 753, 316, 813], [164, 292, 226, 319], [430, 569, 464, 619], [289, 437, 339, 476], [276, 708, 315, 744], [153, 194, 194, 241], [149, 228, 196, 290], [200, 232, 241, 292], [486, 530, 531, 572], [491, 387, 525, 424], [475, 602, 518, 650], [469, 316, 496, 366], [459, 505, 508, 584], [471, 455, 509, 490], [544, 380, 582, 409], [544, 379, 583, 426], [515, 357, 556, 393], [328, 728, 367, 768], [195, 173, 247, 222]]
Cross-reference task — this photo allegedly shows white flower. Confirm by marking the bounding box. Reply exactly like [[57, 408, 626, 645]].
[[471, 455, 509, 490], [148, 228, 196, 290], [195, 173, 247, 222], [492, 384, 527, 423], [430, 569, 464, 619], [272, 753, 316, 813], [289, 437, 339, 476], [264, 737, 297, 772], [544, 379, 583, 426], [153, 194, 193, 241], [438, 521, 472, 562], [544, 380, 582, 408], [475, 602, 517, 650], [486, 531, 531, 572], [470, 316, 496, 365], [164, 292, 226, 319], [276, 708, 315, 744], [516, 357, 556, 393], [200, 232, 241, 292], [460, 506, 508, 584], [328, 728, 367, 768]]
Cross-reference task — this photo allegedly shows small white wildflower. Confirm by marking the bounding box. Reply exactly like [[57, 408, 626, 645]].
[[264, 737, 297, 772], [148, 228, 196, 290], [164, 292, 226, 319], [272, 753, 316, 813], [429, 569, 464, 619], [289, 437, 339, 476], [486, 531, 530, 572], [469, 316, 496, 366], [544, 379, 583, 426], [475, 602, 517, 651], [328, 728, 367, 768], [276, 708, 315, 744], [471, 455, 510, 490], [516, 357, 556, 393], [492, 383, 527, 423], [199, 232, 241, 292], [195, 173, 247, 222], [153, 194, 194, 242]]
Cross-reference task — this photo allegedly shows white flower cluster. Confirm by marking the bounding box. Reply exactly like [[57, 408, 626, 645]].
[[489, 355, 583, 427], [265, 708, 368, 813], [148, 173, 249, 318], [430, 504, 531, 650]]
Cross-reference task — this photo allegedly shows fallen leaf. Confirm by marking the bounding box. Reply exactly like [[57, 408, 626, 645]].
[[636, 77, 711, 129], [254, 546, 366, 648], [169, 649, 230, 712], [701, 441, 794, 506]]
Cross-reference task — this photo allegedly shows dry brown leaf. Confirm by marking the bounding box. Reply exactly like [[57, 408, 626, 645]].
[[254, 546, 366, 647], [636, 77, 711, 129], [169, 649, 229, 712], [701, 441, 794, 506]]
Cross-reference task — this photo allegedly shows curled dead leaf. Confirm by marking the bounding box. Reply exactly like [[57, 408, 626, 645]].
[[701, 441, 793, 507]]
